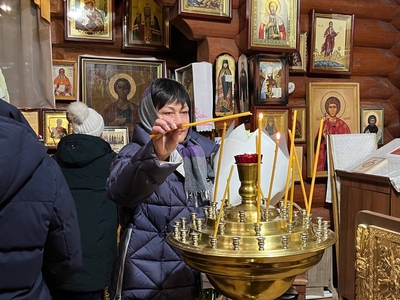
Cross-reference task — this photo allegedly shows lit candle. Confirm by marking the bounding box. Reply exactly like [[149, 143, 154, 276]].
[[212, 122, 227, 205], [308, 118, 324, 216], [257, 113, 263, 224], [213, 164, 235, 237], [266, 132, 280, 209]]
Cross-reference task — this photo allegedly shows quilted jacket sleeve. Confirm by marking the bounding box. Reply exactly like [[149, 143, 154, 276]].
[[42, 161, 82, 290], [107, 140, 180, 207]]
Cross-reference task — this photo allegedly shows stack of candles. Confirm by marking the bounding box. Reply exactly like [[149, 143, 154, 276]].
[[283, 110, 325, 221], [256, 113, 281, 224], [308, 117, 324, 216], [213, 164, 235, 238], [194, 110, 324, 231], [266, 132, 280, 209], [212, 122, 227, 208]]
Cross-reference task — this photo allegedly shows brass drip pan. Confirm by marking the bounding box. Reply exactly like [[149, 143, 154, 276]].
[[167, 163, 336, 300]]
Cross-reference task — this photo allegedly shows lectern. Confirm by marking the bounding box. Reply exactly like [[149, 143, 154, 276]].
[[335, 170, 400, 300]]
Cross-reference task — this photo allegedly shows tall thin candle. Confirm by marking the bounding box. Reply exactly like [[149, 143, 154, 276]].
[[308, 118, 324, 215], [150, 111, 252, 138], [213, 164, 235, 238], [257, 113, 263, 224], [288, 129, 308, 211], [289, 155, 296, 222], [212, 122, 227, 205], [255, 131, 259, 155], [284, 110, 297, 207], [283, 156, 291, 208], [266, 132, 280, 209], [226, 164, 234, 205]]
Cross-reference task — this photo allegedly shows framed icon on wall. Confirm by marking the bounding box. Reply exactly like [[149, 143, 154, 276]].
[[249, 54, 289, 106], [64, 0, 114, 42]]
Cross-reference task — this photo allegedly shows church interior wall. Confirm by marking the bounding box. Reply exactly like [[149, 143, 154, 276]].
[[49, 0, 400, 213]]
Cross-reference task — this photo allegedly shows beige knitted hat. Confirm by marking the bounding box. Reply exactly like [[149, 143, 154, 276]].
[[67, 101, 104, 137]]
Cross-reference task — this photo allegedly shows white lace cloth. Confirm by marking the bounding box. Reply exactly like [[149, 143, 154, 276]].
[[326, 133, 377, 203], [350, 138, 400, 192]]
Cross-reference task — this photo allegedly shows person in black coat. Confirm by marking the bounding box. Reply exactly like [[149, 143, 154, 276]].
[[0, 101, 82, 300], [52, 101, 118, 300]]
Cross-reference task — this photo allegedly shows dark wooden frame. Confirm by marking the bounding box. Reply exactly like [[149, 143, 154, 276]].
[[247, 0, 300, 52], [308, 9, 354, 75], [249, 54, 289, 106], [122, 0, 170, 52], [178, 0, 232, 21], [64, 0, 114, 42]]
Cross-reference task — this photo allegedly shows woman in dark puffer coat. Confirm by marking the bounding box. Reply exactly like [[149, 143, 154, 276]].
[[0, 101, 82, 300], [52, 102, 118, 300], [107, 78, 218, 300]]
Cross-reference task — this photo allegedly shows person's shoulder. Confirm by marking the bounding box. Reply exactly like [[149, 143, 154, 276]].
[[115, 142, 141, 159], [191, 131, 219, 158]]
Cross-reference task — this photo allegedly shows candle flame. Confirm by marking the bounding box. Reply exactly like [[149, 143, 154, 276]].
[[277, 132, 280, 140], [259, 113, 263, 119]]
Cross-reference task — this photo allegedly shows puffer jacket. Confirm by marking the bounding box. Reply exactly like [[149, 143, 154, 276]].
[[0, 115, 82, 300], [52, 134, 118, 292], [107, 125, 218, 300]]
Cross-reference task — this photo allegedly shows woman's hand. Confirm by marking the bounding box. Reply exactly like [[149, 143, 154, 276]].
[[151, 117, 183, 161]]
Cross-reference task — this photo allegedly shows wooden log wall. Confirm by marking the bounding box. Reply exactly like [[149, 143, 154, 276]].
[[50, 0, 400, 209]]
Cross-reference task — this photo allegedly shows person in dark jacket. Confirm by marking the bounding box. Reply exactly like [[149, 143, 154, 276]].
[[0, 101, 82, 300], [0, 99, 32, 128], [107, 78, 219, 300], [52, 101, 118, 300]]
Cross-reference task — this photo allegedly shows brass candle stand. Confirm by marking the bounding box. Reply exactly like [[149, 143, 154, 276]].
[[167, 162, 336, 300]]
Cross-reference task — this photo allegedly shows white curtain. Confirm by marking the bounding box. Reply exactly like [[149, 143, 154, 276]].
[[0, 0, 54, 108]]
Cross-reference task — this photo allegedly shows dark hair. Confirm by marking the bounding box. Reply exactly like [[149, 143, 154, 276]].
[[325, 96, 341, 114], [114, 78, 131, 93], [368, 115, 377, 123], [151, 78, 191, 112]]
